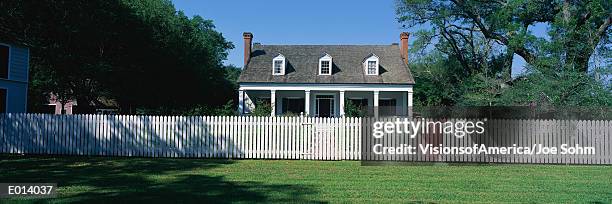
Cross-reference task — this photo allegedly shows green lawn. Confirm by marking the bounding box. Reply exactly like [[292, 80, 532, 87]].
[[0, 156, 610, 203]]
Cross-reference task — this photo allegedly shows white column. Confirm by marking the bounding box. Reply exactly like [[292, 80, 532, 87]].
[[238, 89, 244, 115], [304, 90, 310, 116], [408, 91, 413, 118], [339, 90, 345, 117], [373, 90, 379, 117], [270, 90, 276, 117], [408, 91, 413, 107], [401, 91, 407, 116]]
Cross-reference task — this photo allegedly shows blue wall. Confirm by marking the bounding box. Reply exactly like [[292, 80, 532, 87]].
[[0, 43, 29, 113]]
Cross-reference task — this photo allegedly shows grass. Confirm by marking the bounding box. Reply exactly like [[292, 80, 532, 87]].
[[0, 156, 611, 203]]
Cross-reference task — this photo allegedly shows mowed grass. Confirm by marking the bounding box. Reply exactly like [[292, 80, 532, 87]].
[[0, 156, 610, 203]]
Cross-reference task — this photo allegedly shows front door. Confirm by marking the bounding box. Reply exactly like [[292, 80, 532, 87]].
[[316, 95, 334, 117]]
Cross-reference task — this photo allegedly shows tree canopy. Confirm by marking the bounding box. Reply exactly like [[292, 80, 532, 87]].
[[396, 0, 611, 107], [1, 0, 237, 114]]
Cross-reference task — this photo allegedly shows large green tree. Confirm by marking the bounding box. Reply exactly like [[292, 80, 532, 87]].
[[397, 0, 611, 73], [396, 0, 611, 107], [0, 0, 235, 114]]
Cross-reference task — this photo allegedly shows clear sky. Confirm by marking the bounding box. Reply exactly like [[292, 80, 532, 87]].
[[171, 0, 543, 77]]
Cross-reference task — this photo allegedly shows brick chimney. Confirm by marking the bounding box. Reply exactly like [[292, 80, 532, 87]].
[[243, 32, 253, 66], [400, 32, 410, 65]]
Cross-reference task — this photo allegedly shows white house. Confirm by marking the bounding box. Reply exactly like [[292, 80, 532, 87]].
[[237, 32, 414, 117]]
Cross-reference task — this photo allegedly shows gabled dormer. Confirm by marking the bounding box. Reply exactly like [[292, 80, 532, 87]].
[[318, 53, 332, 75], [272, 54, 285, 75], [363, 53, 379, 75]]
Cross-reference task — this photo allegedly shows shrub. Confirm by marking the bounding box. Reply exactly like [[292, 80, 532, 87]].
[[251, 100, 272, 116], [344, 100, 368, 117]]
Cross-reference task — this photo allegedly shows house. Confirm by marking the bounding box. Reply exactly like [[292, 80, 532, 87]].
[[43, 94, 119, 115], [45, 93, 77, 114], [0, 42, 29, 113], [237, 32, 414, 117]]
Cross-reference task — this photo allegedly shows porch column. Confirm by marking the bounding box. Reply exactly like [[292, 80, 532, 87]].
[[401, 91, 407, 117], [238, 89, 244, 115], [373, 90, 379, 117], [270, 90, 276, 116], [339, 90, 345, 117], [304, 90, 310, 116], [408, 91, 413, 118]]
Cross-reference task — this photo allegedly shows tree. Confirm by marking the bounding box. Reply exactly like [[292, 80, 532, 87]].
[[396, 0, 611, 107], [396, 0, 611, 73], [0, 0, 235, 114]]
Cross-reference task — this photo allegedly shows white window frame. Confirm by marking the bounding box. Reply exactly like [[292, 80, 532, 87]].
[[0, 43, 11, 79], [272, 54, 285, 75], [363, 54, 379, 75], [318, 53, 332, 75]]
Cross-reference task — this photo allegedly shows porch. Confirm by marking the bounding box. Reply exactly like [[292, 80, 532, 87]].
[[238, 84, 413, 117]]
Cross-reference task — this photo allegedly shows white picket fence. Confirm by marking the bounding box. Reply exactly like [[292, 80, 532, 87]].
[[0, 114, 362, 160], [1, 114, 610, 164]]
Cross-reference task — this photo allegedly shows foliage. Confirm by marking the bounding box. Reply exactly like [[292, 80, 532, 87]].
[[396, 0, 612, 107], [410, 53, 462, 107], [498, 67, 612, 106], [223, 65, 242, 89], [136, 100, 237, 116], [0, 0, 235, 114], [185, 100, 237, 116], [344, 100, 369, 117], [397, 0, 611, 73], [251, 100, 272, 117]]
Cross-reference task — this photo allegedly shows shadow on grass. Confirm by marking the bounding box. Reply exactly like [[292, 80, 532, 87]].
[[0, 156, 325, 203]]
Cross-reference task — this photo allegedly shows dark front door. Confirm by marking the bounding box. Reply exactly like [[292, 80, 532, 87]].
[[316, 95, 334, 117]]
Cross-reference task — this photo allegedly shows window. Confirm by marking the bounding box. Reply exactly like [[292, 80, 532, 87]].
[[320, 60, 331, 75], [272, 54, 285, 75], [319, 53, 332, 75], [273, 60, 283, 74], [0, 89, 6, 113], [367, 61, 377, 75], [282, 98, 305, 114], [363, 54, 379, 75], [379, 99, 397, 116], [0, 45, 9, 79]]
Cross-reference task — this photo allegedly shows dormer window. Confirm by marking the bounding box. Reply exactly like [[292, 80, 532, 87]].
[[367, 61, 377, 75], [319, 53, 332, 75], [272, 54, 285, 75], [363, 53, 379, 75]]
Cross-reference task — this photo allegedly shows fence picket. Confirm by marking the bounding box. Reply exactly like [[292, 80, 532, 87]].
[[0, 113, 609, 164]]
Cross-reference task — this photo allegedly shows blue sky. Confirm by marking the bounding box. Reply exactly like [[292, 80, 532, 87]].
[[171, 0, 546, 77]]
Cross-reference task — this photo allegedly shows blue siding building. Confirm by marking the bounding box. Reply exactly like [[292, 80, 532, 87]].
[[0, 42, 30, 113]]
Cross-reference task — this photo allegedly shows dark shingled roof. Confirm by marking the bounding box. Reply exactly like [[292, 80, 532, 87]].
[[238, 44, 414, 84]]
